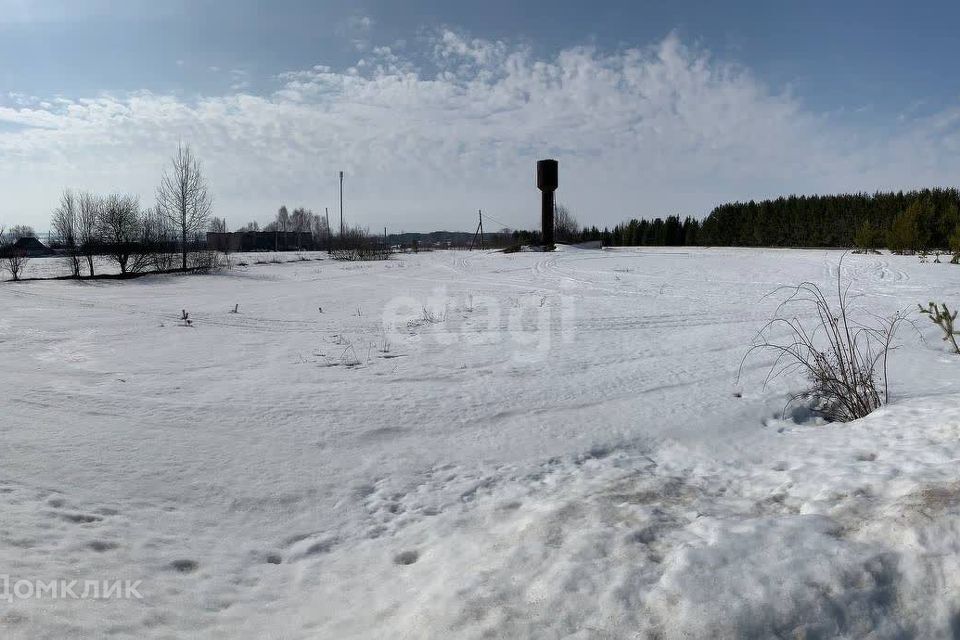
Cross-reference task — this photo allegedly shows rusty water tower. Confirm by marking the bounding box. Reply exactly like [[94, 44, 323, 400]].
[[537, 159, 558, 249]]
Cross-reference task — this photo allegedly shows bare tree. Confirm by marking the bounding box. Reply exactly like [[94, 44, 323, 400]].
[[2, 250, 28, 281], [330, 225, 389, 261], [310, 212, 329, 249], [141, 205, 177, 272], [554, 204, 580, 243], [291, 207, 309, 250], [156, 144, 213, 270], [51, 189, 82, 277], [78, 191, 101, 277], [0, 229, 28, 281], [7, 225, 36, 241], [275, 205, 289, 250], [98, 194, 142, 274], [209, 216, 228, 233]]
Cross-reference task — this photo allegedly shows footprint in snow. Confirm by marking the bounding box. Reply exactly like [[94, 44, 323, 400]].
[[58, 512, 103, 524], [393, 550, 419, 566], [303, 538, 337, 557], [169, 559, 199, 573]]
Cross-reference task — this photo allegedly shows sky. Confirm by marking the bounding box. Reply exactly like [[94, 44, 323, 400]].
[[3, 0, 960, 233]]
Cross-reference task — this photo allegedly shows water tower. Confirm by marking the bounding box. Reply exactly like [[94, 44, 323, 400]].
[[537, 159, 558, 249]]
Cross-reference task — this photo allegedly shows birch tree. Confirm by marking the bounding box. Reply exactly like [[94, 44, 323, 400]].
[[78, 191, 101, 277], [51, 188, 82, 277], [156, 144, 213, 270]]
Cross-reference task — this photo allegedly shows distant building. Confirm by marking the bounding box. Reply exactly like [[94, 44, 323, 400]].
[[206, 231, 320, 252], [8, 236, 54, 257]]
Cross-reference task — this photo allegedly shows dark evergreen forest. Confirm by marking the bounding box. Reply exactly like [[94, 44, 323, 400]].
[[569, 188, 960, 254]]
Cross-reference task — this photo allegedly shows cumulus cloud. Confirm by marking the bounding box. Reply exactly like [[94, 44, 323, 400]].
[[0, 31, 958, 231]]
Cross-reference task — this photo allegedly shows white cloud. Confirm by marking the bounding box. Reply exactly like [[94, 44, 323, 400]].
[[340, 14, 375, 53], [1, 32, 959, 232]]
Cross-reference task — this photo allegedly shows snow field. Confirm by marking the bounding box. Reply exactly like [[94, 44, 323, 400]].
[[0, 247, 958, 638]]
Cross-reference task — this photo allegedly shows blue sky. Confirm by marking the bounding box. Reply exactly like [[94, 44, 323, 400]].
[[3, 0, 960, 232]]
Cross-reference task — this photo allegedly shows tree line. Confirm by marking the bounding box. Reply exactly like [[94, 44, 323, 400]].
[[229, 206, 386, 258], [695, 189, 960, 252], [0, 144, 214, 281], [545, 189, 960, 257], [229, 205, 331, 251], [507, 205, 702, 249]]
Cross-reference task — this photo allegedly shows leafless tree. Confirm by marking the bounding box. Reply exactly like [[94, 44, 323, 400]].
[[554, 204, 580, 243], [98, 193, 142, 274], [156, 144, 213, 270], [330, 225, 389, 261], [0, 225, 34, 280], [0, 228, 28, 281], [2, 250, 28, 281], [275, 205, 289, 250], [291, 207, 310, 250], [310, 212, 329, 249], [7, 225, 36, 241], [141, 206, 177, 272], [51, 188, 82, 277], [209, 216, 228, 234], [205, 216, 233, 263], [78, 191, 101, 277]]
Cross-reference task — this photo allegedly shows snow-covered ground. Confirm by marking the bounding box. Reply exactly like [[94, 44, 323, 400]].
[[1, 247, 959, 638]]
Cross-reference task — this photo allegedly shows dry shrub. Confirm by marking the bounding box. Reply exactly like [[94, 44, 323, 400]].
[[741, 265, 904, 422]]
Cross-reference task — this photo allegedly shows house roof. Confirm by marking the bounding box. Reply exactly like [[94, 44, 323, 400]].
[[10, 236, 54, 255]]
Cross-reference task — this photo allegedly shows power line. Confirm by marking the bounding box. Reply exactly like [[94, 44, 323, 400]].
[[478, 211, 513, 230]]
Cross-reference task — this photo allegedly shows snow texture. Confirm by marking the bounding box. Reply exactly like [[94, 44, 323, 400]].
[[1, 247, 959, 638]]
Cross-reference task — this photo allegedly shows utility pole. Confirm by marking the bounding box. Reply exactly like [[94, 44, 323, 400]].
[[339, 171, 344, 237], [325, 207, 331, 253], [470, 209, 485, 250]]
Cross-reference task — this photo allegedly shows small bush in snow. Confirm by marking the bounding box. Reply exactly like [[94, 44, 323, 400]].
[[377, 328, 391, 354], [741, 268, 904, 423], [2, 249, 29, 281], [190, 250, 226, 272], [329, 226, 389, 261], [919, 302, 960, 355], [420, 306, 445, 324]]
